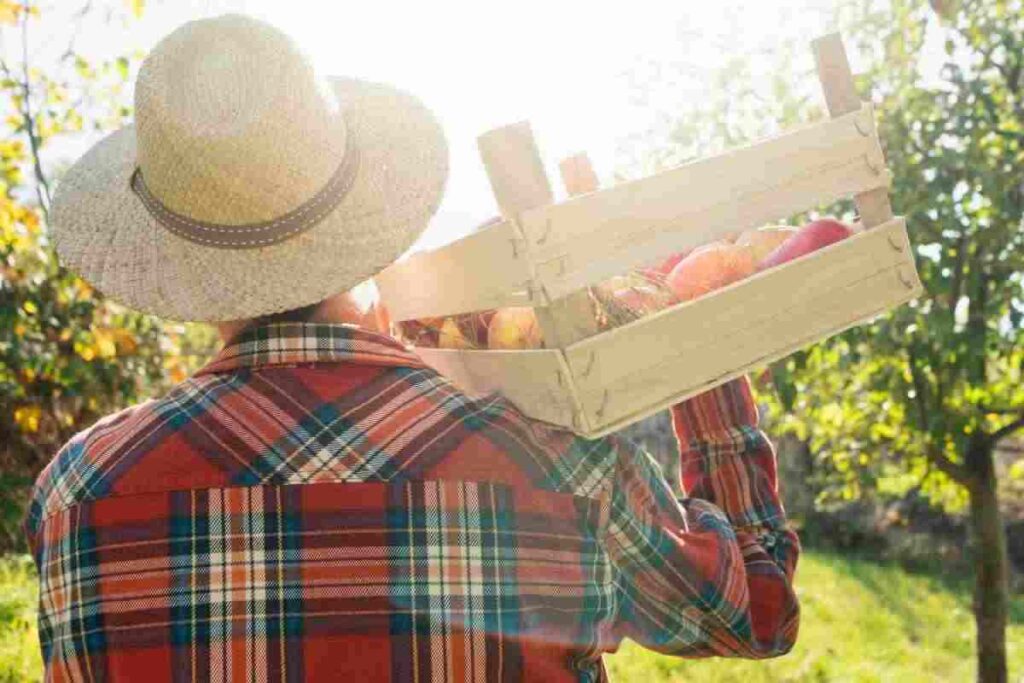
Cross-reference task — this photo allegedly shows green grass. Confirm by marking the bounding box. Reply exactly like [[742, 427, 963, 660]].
[[0, 555, 42, 683], [2, 551, 1021, 681]]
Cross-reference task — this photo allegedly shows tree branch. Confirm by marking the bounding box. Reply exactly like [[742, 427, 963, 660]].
[[905, 344, 932, 432], [949, 232, 968, 311], [987, 414, 1024, 446], [19, 2, 51, 220], [905, 343, 968, 483], [980, 403, 1024, 415], [927, 445, 970, 483]]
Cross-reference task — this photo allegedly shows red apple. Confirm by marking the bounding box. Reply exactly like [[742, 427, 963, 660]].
[[639, 248, 695, 284], [736, 226, 799, 263], [666, 242, 757, 302], [758, 218, 853, 271], [399, 320, 439, 347]]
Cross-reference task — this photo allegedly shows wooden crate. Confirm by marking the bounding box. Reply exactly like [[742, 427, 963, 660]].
[[374, 33, 923, 438]]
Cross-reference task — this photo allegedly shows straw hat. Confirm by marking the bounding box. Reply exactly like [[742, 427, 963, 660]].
[[51, 14, 448, 322]]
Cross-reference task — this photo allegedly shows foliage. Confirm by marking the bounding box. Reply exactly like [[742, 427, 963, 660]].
[[763, 0, 1024, 511], [0, 555, 41, 682], [625, 0, 1024, 510], [0, 1, 216, 552]]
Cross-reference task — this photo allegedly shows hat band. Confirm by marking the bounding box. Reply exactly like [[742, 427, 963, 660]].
[[130, 144, 361, 249]]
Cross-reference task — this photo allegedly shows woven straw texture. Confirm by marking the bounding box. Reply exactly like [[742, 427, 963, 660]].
[[51, 14, 448, 322]]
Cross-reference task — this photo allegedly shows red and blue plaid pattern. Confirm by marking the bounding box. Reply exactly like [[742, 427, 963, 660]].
[[26, 322, 799, 681]]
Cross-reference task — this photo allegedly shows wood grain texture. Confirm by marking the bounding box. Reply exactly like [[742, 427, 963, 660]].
[[812, 32, 894, 227], [409, 218, 921, 438], [374, 218, 534, 321], [519, 106, 890, 300], [477, 121, 599, 348]]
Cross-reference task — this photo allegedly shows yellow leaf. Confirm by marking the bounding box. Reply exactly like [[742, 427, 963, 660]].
[[169, 364, 188, 384], [14, 405, 41, 433], [76, 341, 96, 362], [126, 0, 144, 18], [0, 1, 19, 26], [21, 300, 37, 315], [111, 328, 138, 354], [1010, 460, 1024, 481], [93, 328, 117, 359]]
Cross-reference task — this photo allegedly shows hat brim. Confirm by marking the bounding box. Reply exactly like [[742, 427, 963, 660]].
[[50, 77, 448, 323]]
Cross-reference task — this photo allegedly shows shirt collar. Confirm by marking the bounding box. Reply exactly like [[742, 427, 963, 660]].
[[195, 322, 426, 376]]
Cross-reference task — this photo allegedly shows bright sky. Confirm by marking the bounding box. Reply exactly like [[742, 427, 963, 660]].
[[20, 0, 944, 250]]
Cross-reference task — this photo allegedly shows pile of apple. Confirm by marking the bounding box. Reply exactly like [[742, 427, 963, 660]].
[[398, 217, 854, 351], [638, 217, 855, 303], [398, 308, 542, 351]]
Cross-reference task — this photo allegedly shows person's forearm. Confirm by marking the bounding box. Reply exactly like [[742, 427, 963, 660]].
[[671, 377, 787, 531], [670, 376, 800, 652]]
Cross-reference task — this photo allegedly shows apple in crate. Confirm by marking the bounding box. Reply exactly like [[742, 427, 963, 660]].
[[736, 226, 798, 263], [666, 242, 757, 302], [639, 248, 694, 284], [758, 218, 854, 271], [438, 317, 475, 349], [487, 307, 543, 349]]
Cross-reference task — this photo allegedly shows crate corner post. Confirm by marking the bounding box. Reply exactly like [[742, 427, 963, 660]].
[[476, 121, 596, 433], [812, 32, 894, 228], [476, 123, 601, 349]]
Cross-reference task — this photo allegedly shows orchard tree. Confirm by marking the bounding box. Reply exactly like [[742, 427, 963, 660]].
[[626, 0, 1022, 680], [0, 0, 214, 551], [776, 2, 1023, 681]]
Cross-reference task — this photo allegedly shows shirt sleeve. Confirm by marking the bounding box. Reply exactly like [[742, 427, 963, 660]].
[[604, 376, 800, 659]]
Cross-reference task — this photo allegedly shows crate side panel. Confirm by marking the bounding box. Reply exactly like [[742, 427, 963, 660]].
[[566, 218, 909, 387], [412, 347, 577, 429], [523, 106, 889, 299], [541, 162, 891, 300], [375, 219, 534, 321], [576, 261, 920, 431]]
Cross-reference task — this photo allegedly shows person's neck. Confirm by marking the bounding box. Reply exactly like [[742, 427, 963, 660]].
[[215, 292, 375, 345]]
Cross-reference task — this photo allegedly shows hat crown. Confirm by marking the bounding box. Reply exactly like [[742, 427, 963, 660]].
[[135, 14, 347, 224]]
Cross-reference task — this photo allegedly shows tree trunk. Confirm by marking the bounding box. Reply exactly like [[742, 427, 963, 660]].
[[967, 439, 1009, 683]]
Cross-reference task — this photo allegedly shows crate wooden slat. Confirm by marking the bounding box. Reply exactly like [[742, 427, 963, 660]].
[[522, 105, 889, 302], [813, 33, 893, 227], [375, 218, 534, 322], [376, 104, 889, 321], [374, 32, 924, 439]]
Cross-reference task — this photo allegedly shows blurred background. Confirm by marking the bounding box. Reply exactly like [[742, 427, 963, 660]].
[[1, 0, 1023, 680]]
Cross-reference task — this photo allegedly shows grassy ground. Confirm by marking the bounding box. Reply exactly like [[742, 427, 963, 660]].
[[2, 551, 1021, 682], [0, 555, 41, 683]]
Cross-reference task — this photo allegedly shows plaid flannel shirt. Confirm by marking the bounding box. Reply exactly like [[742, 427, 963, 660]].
[[26, 322, 799, 682]]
